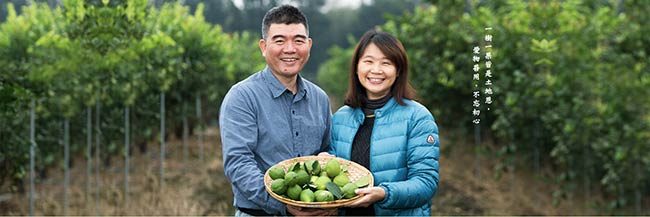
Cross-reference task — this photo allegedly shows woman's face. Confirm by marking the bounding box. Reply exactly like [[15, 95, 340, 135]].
[[357, 43, 397, 100]]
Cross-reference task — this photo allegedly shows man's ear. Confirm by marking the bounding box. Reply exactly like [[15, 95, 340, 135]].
[[259, 39, 266, 57], [307, 38, 313, 50], [304, 38, 312, 59]]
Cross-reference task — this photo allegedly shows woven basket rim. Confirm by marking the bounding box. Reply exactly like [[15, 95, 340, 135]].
[[264, 156, 374, 208]]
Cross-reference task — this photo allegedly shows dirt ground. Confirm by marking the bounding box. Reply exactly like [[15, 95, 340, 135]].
[[0, 127, 643, 215]]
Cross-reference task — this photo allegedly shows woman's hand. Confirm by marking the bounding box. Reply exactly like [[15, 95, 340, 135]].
[[286, 205, 338, 216], [317, 152, 333, 157], [346, 187, 386, 208]]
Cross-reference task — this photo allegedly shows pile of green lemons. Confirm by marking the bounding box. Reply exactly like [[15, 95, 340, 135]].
[[268, 158, 370, 203]]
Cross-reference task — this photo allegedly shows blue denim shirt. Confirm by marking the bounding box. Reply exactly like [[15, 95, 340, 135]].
[[219, 66, 331, 215]]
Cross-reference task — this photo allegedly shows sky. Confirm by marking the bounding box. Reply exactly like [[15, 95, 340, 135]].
[[320, 0, 371, 12], [231, 0, 372, 13]]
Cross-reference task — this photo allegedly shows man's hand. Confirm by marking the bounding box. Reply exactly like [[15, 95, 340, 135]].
[[287, 205, 338, 216], [346, 187, 386, 208], [317, 152, 333, 157]]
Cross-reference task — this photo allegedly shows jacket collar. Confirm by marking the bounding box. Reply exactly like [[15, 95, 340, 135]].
[[353, 97, 398, 123]]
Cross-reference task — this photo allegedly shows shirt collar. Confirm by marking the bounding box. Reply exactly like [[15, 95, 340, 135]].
[[262, 66, 308, 99]]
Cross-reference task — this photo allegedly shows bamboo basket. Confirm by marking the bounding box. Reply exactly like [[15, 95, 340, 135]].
[[263, 156, 374, 208]]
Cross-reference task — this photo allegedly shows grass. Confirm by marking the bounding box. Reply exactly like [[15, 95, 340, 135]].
[[1, 127, 234, 216]]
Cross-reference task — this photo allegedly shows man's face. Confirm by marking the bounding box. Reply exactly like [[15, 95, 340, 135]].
[[259, 23, 312, 79]]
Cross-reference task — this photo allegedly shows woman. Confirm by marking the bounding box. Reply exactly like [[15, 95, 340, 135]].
[[326, 30, 440, 215]]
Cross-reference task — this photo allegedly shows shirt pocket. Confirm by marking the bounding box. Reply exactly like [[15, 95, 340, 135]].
[[303, 124, 327, 155]]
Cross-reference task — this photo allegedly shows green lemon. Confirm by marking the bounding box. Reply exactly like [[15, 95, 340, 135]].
[[315, 190, 334, 202], [268, 166, 285, 180], [270, 179, 287, 195], [295, 170, 310, 186], [299, 189, 315, 202], [325, 159, 341, 178], [333, 173, 350, 187], [315, 176, 332, 190], [341, 183, 358, 199], [284, 171, 298, 186], [287, 184, 302, 200]]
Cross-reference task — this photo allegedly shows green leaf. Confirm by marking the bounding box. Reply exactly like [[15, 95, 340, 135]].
[[354, 175, 370, 188], [305, 160, 320, 175], [326, 182, 343, 200], [288, 162, 301, 172]]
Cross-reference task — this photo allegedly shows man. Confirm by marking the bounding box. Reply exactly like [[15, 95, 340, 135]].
[[219, 5, 334, 216]]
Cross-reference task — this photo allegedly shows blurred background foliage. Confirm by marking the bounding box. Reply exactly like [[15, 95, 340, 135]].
[[0, 0, 648, 214], [317, 0, 648, 213], [0, 0, 263, 195]]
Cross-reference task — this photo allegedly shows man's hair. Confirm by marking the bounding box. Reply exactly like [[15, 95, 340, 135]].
[[344, 30, 417, 108], [261, 5, 309, 39]]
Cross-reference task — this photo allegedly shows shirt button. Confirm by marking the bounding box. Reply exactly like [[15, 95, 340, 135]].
[[295, 132, 299, 136]]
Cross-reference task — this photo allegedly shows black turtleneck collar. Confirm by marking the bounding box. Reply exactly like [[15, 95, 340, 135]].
[[362, 94, 392, 115]]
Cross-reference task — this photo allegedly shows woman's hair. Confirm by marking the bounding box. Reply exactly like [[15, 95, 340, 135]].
[[344, 30, 417, 108]]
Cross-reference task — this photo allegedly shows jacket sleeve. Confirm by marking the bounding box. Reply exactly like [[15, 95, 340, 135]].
[[328, 119, 337, 155], [376, 107, 440, 209], [328, 109, 339, 156], [219, 87, 286, 215]]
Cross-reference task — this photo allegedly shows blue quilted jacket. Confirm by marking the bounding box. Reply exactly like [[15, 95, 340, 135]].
[[329, 98, 440, 216]]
